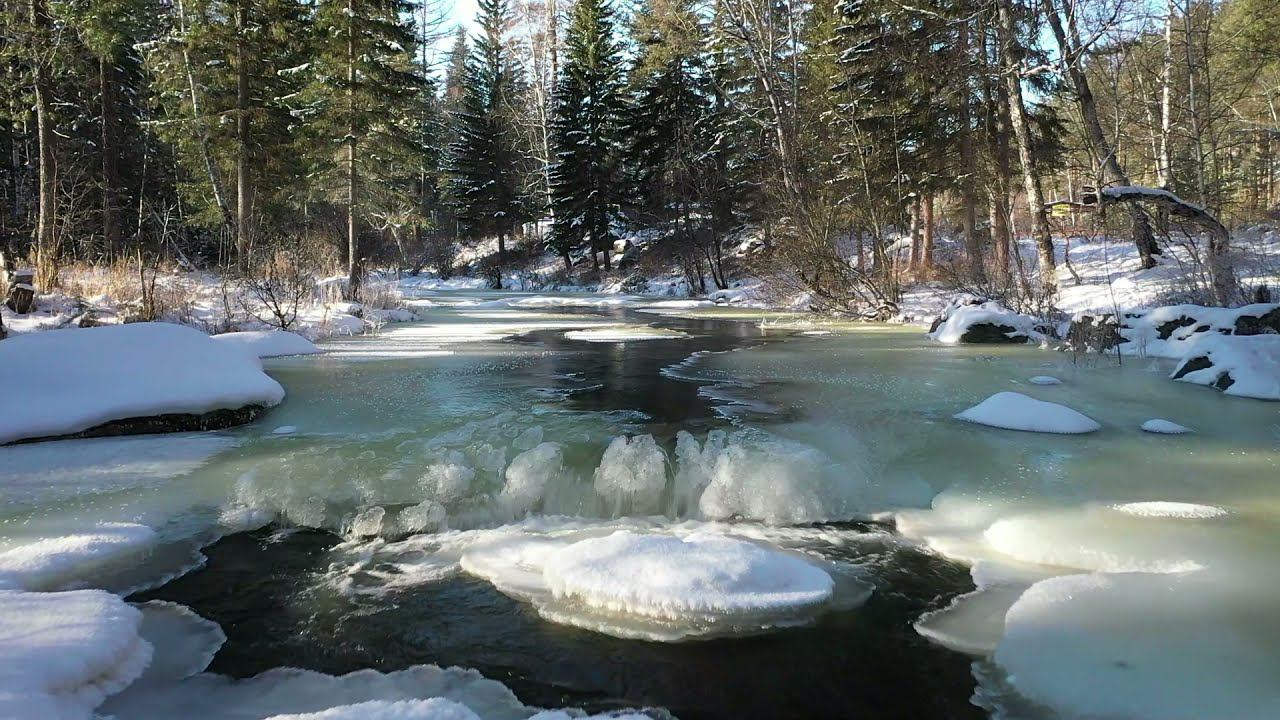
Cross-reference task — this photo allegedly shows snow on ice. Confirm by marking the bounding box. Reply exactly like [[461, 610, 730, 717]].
[[954, 392, 1101, 434], [1140, 418, 1193, 434], [0, 323, 285, 444], [209, 330, 322, 358]]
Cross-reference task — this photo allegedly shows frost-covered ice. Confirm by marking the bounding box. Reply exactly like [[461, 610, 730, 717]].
[[0, 523, 158, 591], [0, 323, 284, 443], [273, 425, 298, 435], [132, 601, 225, 686], [209, 330, 321, 358], [954, 392, 1100, 434], [264, 698, 482, 720], [1026, 375, 1061, 386], [564, 326, 689, 342], [593, 435, 668, 514], [1112, 501, 1228, 519], [1172, 334, 1280, 400], [994, 572, 1280, 720], [446, 523, 865, 641], [1140, 418, 1192, 434], [0, 589, 151, 719]]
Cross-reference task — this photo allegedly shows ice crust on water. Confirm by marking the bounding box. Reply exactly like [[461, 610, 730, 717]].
[[132, 601, 226, 686], [995, 572, 1280, 720], [563, 326, 689, 342], [0, 322, 285, 444], [1140, 418, 1192, 434], [0, 589, 152, 720], [954, 392, 1101, 434], [264, 698, 483, 720], [0, 522, 158, 591], [209, 330, 322, 358]]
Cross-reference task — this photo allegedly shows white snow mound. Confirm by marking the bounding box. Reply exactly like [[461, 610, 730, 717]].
[[543, 531, 835, 621], [0, 589, 152, 719], [1140, 419, 1193, 434], [210, 330, 321, 358], [1027, 375, 1061, 386], [954, 392, 1100, 434], [0, 323, 285, 444]]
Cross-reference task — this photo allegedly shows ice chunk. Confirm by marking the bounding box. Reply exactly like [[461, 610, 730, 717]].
[[954, 392, 1100, 434], [1026, 375, 1061, 385], [132, 601, 225, 686], [0, 589, 152, 719], [348, 507, 386, 537], [593, 435, 667, 514], [0, 523, 157, 591], [914, 584, 1030, 656], [1141, 418, 1192, 434], [398, 501, 447, 534], [264, 698, 481, 720], [273, 425, 298, 435], [210, 330, 321, 358], [501, 442, 565, 515], [420, 454, 475, 503], [994, 572, 1280, 720], [0, 323, 285, 444]]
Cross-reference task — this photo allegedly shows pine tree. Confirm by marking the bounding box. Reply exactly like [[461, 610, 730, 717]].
[[449, 0, 529, 274], [547, 0, 625, 270], [308, 0, 425, 299]]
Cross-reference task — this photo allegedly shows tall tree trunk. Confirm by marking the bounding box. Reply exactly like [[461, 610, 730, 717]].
[[1158, 0, 1174, 190], [100, 56, 122, 260], [957, 21, 983, 281], [346, 0, 361, 301], [30, 0, 57, 289], [1045, 0, 1159, 269], [995, 0, 1056, 292], [176, 0, 235, 238], [921, 194, 935, 273], [235, 0, 252, 270]]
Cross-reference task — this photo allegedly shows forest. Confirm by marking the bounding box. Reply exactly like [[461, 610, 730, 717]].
[[0, 0, 1277, 314]]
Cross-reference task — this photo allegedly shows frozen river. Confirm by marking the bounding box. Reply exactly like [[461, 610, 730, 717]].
[[3, 290, 1278, 719]]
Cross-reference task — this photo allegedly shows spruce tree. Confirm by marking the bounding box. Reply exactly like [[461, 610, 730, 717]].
[[547, 0, 624, 271], [449, 0, 529, 274], [308, 0, 424, 299]]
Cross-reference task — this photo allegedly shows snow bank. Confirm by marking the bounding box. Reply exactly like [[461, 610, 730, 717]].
[[1172, 334, 1280, 400], [1141, 418, 1192, 434], [954, 392, 1100, 434], [210, 330, 321, 358], [929, 296, 1042, 344], [0, 523, 158, 591], [0, 323, 285, 444], [1069, 302, 1280, 359], [994, 572, 1280, 720], [0, 589, 151, 719]]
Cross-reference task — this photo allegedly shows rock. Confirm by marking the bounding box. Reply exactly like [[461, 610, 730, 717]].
[[1234, 305, 1280, 336], [5, 270, 35, 314], [8, 405, 270, 445]]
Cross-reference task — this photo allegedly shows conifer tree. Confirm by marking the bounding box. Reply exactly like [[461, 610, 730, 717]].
[[449, 0, 529, 273], [547, 0, 625, 270], [309, 0, 424, 299]]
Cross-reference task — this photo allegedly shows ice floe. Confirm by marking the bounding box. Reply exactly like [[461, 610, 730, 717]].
[[564, 326, 689, 342], [0, 523, 158, 591], [954, 392, 1100, 434]]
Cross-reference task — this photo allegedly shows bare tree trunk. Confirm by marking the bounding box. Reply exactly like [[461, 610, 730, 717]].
[[345, 0, 361, 301], [921, 194, 935, 273], [176, 0, 235, 236], [1158, 0, 1174, 190], [1045, 0, 1159, 269], [984, 56, 1014, 285], [957, 21, 983, 281], [31, 0, 57, 289], [235, 0, 252, 270], [995, 0, 1056, 291], [100, 57, 122, 260]]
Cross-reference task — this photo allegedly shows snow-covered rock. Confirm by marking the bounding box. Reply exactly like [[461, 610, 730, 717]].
[[1068, 302, 1280, 358], [954, 392, 1100, 434], [0, 323, 285, 444], [928, 296, 1043, 344], [0, 589, 152, 719], [1141, 418, 1193, 434], [1171, 334, 1280, 400], [210, 330, 321, 358]]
